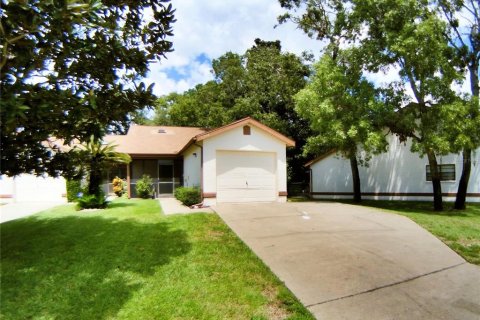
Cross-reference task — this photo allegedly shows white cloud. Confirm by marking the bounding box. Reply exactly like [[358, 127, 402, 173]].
[[145, 0, 324, 96]]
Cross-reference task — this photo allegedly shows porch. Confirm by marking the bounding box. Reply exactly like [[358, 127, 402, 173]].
[[102, 158, 183, 198]]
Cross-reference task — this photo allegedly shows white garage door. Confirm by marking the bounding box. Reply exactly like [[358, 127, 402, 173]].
[[14, 174, 66, 202], [217, 151, 276, 203]]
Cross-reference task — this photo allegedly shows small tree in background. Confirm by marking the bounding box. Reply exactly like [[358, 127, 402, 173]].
[[295, 52, 388, 202]]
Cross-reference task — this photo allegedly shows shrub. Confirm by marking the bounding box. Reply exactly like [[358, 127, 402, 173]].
[[76, 191, 108, 210], [66, 179, 82, 202], [174, 187, 201, 206], [136, 174, 154, 199], [112, 176, 125, 197]]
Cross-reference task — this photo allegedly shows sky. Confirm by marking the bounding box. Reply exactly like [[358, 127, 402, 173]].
[[144, 0, 325, 97], [143, 0, 472, 98]]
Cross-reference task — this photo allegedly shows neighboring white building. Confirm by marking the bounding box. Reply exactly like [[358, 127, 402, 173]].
[[307, 135, 480, 202], [103, 117, 295, 205], [0, 174, 67, 203]]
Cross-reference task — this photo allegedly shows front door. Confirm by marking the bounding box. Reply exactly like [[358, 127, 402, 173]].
[[158, 161, 174, 194]]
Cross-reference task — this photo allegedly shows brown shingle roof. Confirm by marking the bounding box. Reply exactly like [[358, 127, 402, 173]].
[[103, 117, 295, 156], [103, 125, 206, 156]]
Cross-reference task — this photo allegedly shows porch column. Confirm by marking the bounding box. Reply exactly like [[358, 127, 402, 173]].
[[126, 163, 131, 198]]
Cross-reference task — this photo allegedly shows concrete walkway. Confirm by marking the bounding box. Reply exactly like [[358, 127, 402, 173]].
[[0, 201, 66, 223], [215, 202, 480, 320], [158, 197, 213, 215]]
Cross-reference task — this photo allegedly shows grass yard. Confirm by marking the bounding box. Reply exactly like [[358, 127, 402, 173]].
[[1, 199, 313, 320], [352, 201, 480, 265]]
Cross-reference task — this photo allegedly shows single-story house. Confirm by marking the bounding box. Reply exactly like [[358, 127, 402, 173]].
[[306, 134, 480, 202], [103, 117, 295, 205]]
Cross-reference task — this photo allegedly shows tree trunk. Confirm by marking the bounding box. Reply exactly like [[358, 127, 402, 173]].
[[455, 61, 479, 209], [455, 149, 471, 210], [427, 151, 443, 211], [350, 155, 361, 203], [88, 162, 102, 196]]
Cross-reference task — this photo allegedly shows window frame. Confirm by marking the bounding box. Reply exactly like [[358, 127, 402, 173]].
[[425, 164, 456, 182]]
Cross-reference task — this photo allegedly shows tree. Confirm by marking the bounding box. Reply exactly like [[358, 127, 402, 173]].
[[152, 39, 312, 182], [1, 0, 175, 177], [436, 0, 480, 209], [156, 82, 228, 128], [279, 0, 465, 211], [295, 53, 387, 202], [75, 136, 131, 196]]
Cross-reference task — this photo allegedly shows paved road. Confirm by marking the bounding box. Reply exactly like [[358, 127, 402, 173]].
[[215, 202, 480, 320], [0, 201, 66, 223]]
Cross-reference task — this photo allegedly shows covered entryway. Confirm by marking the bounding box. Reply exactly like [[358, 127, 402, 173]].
[[216, 151, 277, 203]]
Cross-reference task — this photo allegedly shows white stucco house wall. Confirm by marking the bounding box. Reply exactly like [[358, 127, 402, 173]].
[[103, 117, 295, 205], [307, 134, 480, 202]]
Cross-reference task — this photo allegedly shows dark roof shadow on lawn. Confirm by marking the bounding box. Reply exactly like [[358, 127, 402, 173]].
[[1, 215, 191, 319]]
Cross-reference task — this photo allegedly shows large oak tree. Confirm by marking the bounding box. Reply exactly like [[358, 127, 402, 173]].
[[152, 39, 312, 182], [279, 0, 472, 210], [1, 0, 175, 177]]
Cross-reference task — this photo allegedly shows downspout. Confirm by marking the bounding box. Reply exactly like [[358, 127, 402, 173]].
[[194, 141, 204, 202]]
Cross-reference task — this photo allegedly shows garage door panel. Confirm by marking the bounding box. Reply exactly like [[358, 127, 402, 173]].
[[217, 151, 276, 203]]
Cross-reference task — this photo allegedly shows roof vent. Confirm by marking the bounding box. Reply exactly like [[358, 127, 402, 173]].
[[158, 129, 167, 134]]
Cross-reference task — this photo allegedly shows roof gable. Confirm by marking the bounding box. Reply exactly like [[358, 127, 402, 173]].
[[305, 150, 337, 167], [195, 117, 295, 147]]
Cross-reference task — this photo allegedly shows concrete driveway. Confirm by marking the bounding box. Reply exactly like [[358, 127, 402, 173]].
[[215, 202, 480, 320], [0, 201, 66, 223]]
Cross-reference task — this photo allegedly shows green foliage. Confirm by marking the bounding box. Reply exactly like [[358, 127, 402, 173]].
[[1, 199, 313, 318], [295, 53, 387, 157], [112, 176, 126, 197], [75, 136, 131, 196], [1, 0, 175, 177], [152, 39, 312, 181], [174, 187, 201, 206], [135, 175, 154, 199], [279, 0, 475, 210], [66, 179, 82, 202], [76, 191, 108, 210]]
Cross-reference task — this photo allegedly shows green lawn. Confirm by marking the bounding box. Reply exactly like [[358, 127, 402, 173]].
[[1, 199, 313, 320], [353, 201, 480, 265]]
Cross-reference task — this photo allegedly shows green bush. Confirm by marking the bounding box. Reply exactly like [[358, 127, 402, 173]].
[[76, 191, 108, 210], [174, 187, 201, 206], [136, 174, 154, 199], [66, 179, 82, 202]]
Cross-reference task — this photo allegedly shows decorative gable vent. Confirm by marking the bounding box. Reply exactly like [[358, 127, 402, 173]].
[[243, 125, 251, 135]]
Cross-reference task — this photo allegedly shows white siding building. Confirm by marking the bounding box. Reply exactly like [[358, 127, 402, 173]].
[[307, 135, 480, 202]]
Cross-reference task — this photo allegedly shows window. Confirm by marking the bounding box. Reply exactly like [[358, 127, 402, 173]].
[[243, 125, 251, 135], [426, 164, 455, 181]]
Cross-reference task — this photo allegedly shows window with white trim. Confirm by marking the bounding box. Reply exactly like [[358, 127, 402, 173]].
[[426, 164, 455, 181]]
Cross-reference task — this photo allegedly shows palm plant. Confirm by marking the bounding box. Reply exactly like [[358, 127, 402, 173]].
[[76, 136, 131, 196]]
